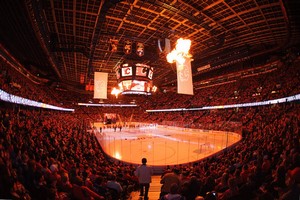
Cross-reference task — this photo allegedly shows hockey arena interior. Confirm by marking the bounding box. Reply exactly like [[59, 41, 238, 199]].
[[0, 0, 300, 199]]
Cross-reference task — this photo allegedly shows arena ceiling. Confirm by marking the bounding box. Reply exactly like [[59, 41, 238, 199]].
[[0, 0, 299, 93]]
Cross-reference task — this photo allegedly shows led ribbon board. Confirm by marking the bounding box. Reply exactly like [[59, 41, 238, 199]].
[[0, 89, 74, 112], [146, 94, 300, 112]]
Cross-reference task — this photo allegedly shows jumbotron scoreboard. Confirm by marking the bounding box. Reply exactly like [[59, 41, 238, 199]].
[[115, 63, 154, 95]]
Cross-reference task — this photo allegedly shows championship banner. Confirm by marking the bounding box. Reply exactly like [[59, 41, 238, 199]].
[[136, 42, 144, 57], [110, 39, 118, 52], [94, 72, 108, 99], [124, 40, 132, 54], [176, 58, 193, 95]]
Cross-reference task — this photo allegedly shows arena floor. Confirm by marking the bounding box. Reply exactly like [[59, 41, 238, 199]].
[[94, 124, 241, 166]]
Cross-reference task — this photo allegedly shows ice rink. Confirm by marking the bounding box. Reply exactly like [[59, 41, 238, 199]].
[[94, 124, 241, 166]]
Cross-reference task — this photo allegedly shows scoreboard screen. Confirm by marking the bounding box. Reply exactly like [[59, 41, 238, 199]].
[[115, 63, 154, 95]]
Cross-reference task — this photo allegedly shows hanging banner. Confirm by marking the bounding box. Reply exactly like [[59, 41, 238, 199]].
[[90, 85, 94, 91], [85, 84, 94, 91], [85, 84, 90, 91], [110, 39, 118, 52], [80, 73, 85, 84], [158, 38, 171, 53], [94, 72, 108, 99], [136, 42, 144, 57], [85, 80, 93, 91], [165, 38, 171, 54], [148, 69, 153, 80], [176, 58, 193, 95], [124, 40, 132, 54]]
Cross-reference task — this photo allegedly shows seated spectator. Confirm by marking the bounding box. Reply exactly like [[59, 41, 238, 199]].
[[160, 169, 181, 199], [161, 183, 185, 200], [181, 176, 201, 200], [280, 166, 300, 200], [214, 172, 229, 193], [93, 176, 108, 197], [10, 170, 31, 200], [218, 177, 239, 200], [269, 165, 287, 198], [106, 173, 123, 199], [57, 172, 72, 194], [71, 176, 104, 200]]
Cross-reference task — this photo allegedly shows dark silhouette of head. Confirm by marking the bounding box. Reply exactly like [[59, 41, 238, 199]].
[[142, 158, 147, 164]]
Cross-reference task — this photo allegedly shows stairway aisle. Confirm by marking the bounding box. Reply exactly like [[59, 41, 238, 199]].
[[129, 175, 162, 200]]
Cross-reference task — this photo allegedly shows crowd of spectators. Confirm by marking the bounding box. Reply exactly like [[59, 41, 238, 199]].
[[0, 54, 299, 200], [0, 108, 139, 199], [157, 103, 300, 200], [1, 100, 299, 200]]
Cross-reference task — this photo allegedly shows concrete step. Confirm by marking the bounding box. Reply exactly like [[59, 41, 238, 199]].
[[129, 175, 162, 200]]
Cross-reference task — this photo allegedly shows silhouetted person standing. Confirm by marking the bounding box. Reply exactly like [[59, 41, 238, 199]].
[[135, 158, 153, 200]]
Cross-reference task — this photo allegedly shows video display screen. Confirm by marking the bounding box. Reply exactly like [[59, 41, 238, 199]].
[[115, 63, 154, 95], [118, 80, 152, 92]]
